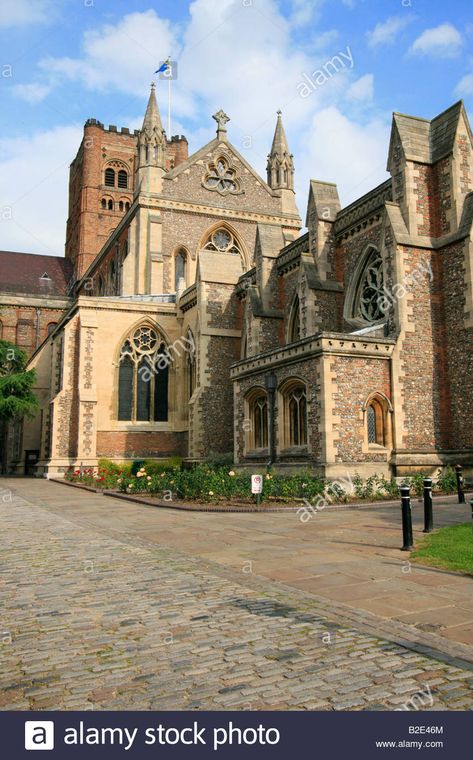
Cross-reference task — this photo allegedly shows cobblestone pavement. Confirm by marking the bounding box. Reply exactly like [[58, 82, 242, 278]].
[[1, 486, 473, 711]]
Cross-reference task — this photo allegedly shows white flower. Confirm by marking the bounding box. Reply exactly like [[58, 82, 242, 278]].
[[208, 491, 214, 496], [117, 478, 122, 484], [228, 470, 235, 477], [147, 476, 152, 481], [136, 472, 143, 478]]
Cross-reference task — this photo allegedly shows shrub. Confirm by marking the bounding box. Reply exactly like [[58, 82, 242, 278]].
[[204, 452, 234, 468], [142, 457, 183, 475], [435, 466, 457, 494]]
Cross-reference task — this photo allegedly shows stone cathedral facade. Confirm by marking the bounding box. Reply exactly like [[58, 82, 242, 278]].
[[3, 88, 473, 478]]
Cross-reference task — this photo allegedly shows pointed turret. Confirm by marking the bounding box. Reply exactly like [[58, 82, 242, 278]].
[[267, 110, 295, 191], [138, 83, 166, 170]]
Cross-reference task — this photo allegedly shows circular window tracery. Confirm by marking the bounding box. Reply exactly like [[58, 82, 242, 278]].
[[130, 326, 159, 354], [203, 228, 241, 255]]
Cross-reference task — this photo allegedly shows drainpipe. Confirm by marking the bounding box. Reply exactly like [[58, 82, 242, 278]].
[[265, 371, 277, 468], [35, 308, 41, 349]]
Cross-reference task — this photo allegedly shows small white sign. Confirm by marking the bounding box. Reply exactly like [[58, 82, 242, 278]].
[[251, 474, 263, 494]]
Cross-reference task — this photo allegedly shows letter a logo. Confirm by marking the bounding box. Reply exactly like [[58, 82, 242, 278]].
[[24, 721, 55, 750]]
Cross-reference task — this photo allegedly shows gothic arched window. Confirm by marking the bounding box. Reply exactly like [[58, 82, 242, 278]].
[[246, 388, 268, 451], [347, 246, 384, 325], [364, 393, 392, 448], [288, 295, 300, 343], [281, 380, 307, 448], [175, 249, 187, 291], [117, 325, 169, 422]]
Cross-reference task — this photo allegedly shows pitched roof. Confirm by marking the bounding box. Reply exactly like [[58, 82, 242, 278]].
[[0, 250, 72, 296], [388, 101, 471, 168]]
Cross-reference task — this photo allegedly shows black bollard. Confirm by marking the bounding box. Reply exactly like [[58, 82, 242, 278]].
[[455, 464, 466, 504], [400, 484, 413, 551], [423, 477, 433, 533], [470, 499, 473, 526]]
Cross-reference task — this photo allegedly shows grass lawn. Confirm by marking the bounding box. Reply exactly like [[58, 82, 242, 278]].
[[411, 523, 473, 575]]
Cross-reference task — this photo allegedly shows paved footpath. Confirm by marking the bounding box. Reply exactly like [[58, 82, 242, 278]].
[[1, 480, 473, 711]]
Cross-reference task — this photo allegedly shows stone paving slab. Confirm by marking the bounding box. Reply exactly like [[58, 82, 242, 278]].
[[0, 482, 473, 711], [18, 477, 473, 649]]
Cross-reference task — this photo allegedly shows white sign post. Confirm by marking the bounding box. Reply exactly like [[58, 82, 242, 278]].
[[251, 474, 263, 506]]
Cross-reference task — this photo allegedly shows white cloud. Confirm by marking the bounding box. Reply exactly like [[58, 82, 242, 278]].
[[289, 0, 325, 27], [13, 82, 53, 103], [409, 23, 463, 58], [38, 10, 184, 102], [0, 126, 81, 255], [347, 73, 374, 102], [4, 0, 394, 254], [456, 71, 473, 96], [299, 107, 390, 206], [0, 0, 52, 27], [367, 16, 412, 47]]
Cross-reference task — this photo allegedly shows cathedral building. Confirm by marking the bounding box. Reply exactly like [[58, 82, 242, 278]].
[[2, 87, 473, 478]]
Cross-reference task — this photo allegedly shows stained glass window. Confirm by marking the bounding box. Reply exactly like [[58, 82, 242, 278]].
[[356, 249, 384, 323], [118, 326, 168, 422]]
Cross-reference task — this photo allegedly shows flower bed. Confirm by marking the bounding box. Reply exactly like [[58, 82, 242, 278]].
[[64, 462, 458, 505]]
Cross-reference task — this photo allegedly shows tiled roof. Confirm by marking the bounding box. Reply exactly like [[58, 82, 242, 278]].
[[0, 250, 72, 296]]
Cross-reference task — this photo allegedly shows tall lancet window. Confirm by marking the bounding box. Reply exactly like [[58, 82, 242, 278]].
[[288, 295, 300, 343], [175, 249, 187, 291], [118, 325, 169, 422]]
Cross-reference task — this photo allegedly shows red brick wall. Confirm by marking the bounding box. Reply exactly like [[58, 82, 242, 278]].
[[96, 431, 187, 458], [0, 304, 68, 357], [65, 125, 190, 282]]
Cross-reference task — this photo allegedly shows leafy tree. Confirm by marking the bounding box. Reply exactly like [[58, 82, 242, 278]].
[[0, 340, 39, 474]]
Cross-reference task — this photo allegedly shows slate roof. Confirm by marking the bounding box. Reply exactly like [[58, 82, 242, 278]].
[[0, 250, 72, 296]]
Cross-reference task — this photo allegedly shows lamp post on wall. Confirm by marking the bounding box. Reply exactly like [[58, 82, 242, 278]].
[[265, 371, 277, 468]]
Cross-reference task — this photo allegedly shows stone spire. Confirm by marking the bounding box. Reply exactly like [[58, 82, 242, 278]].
[[138, 83, 166, 169], [267, 110, 294, 191]]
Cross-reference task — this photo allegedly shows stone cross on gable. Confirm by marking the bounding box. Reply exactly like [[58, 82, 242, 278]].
[[213, 109, 230, 139]]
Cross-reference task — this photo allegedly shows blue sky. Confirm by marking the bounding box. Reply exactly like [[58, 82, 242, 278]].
[[0, 0, 472, 256]]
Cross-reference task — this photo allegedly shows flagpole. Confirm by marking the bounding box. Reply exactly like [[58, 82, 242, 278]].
[[167, 55, 172, 138], [168, 74, 171, 138]]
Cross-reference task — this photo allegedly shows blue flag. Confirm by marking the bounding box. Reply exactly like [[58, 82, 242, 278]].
[[155, 59, 170, 74]]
